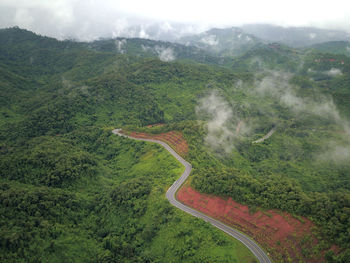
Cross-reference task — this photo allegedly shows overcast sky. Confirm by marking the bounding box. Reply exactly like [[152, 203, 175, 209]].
[[1, 0, 350, 41]]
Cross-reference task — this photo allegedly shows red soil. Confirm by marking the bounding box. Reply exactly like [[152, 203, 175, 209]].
[[128, 130, 188, 156], [177, 186, 326, 262]]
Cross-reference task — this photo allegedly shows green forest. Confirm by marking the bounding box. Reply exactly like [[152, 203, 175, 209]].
[[1, 27, 350, 262]]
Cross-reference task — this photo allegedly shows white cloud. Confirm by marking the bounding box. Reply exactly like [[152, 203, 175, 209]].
[[14, 9, 34, 27], [1, 0, 350, 40], [141, 44, 151, 52], [200, 35, 219, 46], [196, 91, 235, 153], [309, 33, 317, 39], [196, 89, 250, 154], [324, 68, 342, 76], [139, 27, 149, 38], [255, 71, 341, 120], [115, 39, 127, 53], [155, 46, 175, 62]]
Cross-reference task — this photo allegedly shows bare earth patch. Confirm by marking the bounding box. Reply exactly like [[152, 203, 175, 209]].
[[177, 186, 328, 262], [127, 130, 188, 156]]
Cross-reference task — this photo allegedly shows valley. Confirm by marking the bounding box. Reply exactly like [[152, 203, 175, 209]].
[[1, 25, 350, 262]]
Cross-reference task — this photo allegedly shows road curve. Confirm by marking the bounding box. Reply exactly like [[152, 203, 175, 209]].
[[112, 129, 272, 263], [253, 127, 276, 144]]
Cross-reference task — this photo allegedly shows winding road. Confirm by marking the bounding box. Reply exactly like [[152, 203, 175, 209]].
[[112, 129, 272, 263], [253, 127, 276, 144]]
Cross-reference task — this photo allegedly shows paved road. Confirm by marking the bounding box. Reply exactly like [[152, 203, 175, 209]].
[[112, 129, 272, 263], [253, 127, 276, 144]]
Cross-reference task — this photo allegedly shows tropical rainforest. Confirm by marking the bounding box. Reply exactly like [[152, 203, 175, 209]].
[[1, 26, 350, 262]]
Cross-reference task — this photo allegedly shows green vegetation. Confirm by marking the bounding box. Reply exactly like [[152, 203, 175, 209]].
[[1, 26, 350, 262], [307, 41, 350, 56], [0, 129, 255, 262], [0, 28, 256, 262]]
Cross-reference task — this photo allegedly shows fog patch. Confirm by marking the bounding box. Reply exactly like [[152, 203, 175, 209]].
[[254, 71, 349, 163], [200, 34, 219, 46], [196, 91, 234, 153], [324, 68, 342, 76], [309, 33, 317, 39], [139, 27, 150, 38], [196, 90, 247, 154], [255, 71, 340, 120], [115, 39, 127, 54], [318, 122, 350, 164], [155, 46, 175, 62], [319, 142, 350, 163], [141, 44, 152, 52]]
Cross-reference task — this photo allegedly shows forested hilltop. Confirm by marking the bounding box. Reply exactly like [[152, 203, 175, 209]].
[[1, 27, 350, 262]]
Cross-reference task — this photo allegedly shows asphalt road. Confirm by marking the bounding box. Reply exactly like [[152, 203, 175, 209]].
[[253, 127, 276, 144], [112, 129, 272, 263]]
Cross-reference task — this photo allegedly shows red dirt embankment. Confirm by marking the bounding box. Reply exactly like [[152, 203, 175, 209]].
[[177, 186, 325, 262], [128, 130, 188, 156]]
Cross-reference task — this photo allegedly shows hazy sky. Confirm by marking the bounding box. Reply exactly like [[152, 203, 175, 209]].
[[1, 0, 350, 40]]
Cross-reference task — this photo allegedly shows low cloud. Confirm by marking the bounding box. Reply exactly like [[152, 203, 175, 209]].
[[196, 90, 246, 154], [200, 34, 219, 46], [320, 120, 350, 164], [319, 142, 350, 163], [115, 39, 127, 54], [255, 71, 340, 120], [155, 46, 175, 62], [254, 71, 349, 163], [323, 68, 342, 76], [309, 33, 317, 39], [141, 44, 151, 52], [140, 44, 176, 61], [0, 2, 206, 42]]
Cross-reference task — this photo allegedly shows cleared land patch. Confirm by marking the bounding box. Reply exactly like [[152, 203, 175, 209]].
[[177, 186, 333, 262], [125, 130, 189, 156]]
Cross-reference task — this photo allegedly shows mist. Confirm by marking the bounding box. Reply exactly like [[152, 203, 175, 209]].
[[196, 90, 246, 154], [254, 71, 350, 164], [155, 46, 176, 62], [254, 71, 343, 120], [1, 0, 350, 41], [324, 68, 343, 77]]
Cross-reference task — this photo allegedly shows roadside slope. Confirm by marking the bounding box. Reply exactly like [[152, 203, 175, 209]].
[[112, 129, 272, 263]]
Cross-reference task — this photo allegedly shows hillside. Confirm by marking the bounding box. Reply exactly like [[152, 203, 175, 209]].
[[1, 27, 350, 262], [241, 24, 350, 47], [0, 27, 257, 263], [178, 27, 262, 57], [85, 37, 229, 66], [306, 41, 350, 56]]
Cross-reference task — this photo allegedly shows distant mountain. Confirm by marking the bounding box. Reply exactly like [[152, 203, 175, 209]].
[[105, 22, 202, 42], [230, 42, 303, 72], [305, 41, 350, 56], [85, 37, 229, 66], [241, 24, 350, 47], [0, 27, 230, 72], [177, 27, 262, 57]]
